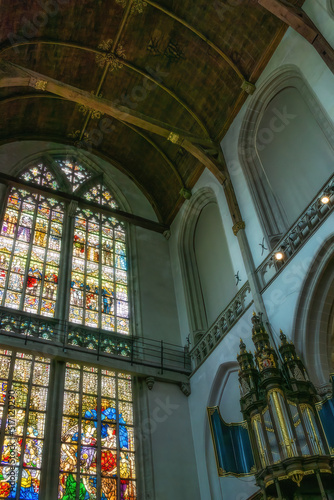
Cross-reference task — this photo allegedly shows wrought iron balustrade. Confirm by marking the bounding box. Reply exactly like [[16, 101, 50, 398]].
[[256, 175, 334, 290], [190, 282, 253, 371], [0, 307, 191, 374]]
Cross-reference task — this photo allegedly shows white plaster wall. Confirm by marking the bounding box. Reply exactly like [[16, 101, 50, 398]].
[[134, 226, 181, 343], [194, 202, 236, 326], [169, 168, 246, 346], [185, 212, 334, 500], [145, 381, 201, 500]]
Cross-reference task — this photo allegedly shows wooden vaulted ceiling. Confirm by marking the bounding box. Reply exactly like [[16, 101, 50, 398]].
[[0, 0, 298, 224]]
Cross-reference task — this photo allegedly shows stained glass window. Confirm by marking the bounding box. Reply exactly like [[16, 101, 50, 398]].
[[0, 189, 64, 317], [58, 364, 136, 500], [55, 159, 91, 192], [69, 186, 129, 334], [0, 349, 50, 499], [84, 185, 118, 209], [20, 163, 59, 191]]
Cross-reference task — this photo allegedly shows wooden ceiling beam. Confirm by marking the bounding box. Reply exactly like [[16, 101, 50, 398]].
[[0, 60, 244, 227], [0, 40, 210, 137], [121, 123, 186, 189], [0, 92, 186, 193], [258, 0, 334, 73], [0, 60, 215, 148]]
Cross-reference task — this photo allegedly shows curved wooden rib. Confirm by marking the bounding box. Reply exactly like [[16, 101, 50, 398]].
[[0, 60, 244, 226], [0, 40, 210, 137], [0, 95, 165, 224], [145, 0, 245, 81], [122, 122, 185, 188], [0, 92, 184, 193]]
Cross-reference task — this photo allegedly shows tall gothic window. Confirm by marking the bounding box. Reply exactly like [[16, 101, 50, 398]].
[[0, 349, 50, 499], [0, 187, 64, 317], [59, 364, 136, 499], [70, 185, 129, 333], [0, 157, 136, 499]]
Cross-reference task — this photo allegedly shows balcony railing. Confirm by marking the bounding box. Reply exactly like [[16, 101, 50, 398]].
[[190, 282, 253, 371], [0, 307, 191, 375], [256, 175, 334, 291]]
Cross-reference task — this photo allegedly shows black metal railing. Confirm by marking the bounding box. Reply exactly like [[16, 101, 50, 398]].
[[0, 307, 191, 374]]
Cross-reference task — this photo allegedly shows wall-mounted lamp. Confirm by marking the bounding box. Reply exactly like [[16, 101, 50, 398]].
[[320, 193, 330, 204], [320, 185, 334, 205], [274, 251, 284, 261]]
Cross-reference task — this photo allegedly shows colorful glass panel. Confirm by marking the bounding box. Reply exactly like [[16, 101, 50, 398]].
[[20, 163, 59, 190], [0, 189, 64, 317], [55, 159, 91, 192], [69, 187, 129, 333], [84, 185, 118, 209], [0, 351, 50, 499], [59, 365, 136, 500]]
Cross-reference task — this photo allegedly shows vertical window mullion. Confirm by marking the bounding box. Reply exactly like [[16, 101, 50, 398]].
[[76, 367, 83, 498], [98, 216, 102, 330], [83, 214, 88, 326], [116, 374, 121, 500], [56, 204, 72, 321], [113, 226, 117, 333], [15, 356, 35, 500], [37, 201, 51, 315], [0, 351, 15, 452], [97, 369, 102, 498]]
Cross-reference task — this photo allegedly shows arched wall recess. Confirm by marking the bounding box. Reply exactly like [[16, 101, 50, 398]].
[[178, 187, 235, 344], [329, 0, 334, 18], [194, 202, 236, 327], [239, 65, 334, 247], [178, 188, 215, 343], [205, 362, 257, 500], [293, 235, 334, 388]]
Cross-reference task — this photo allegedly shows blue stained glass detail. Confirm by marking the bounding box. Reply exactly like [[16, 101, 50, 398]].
[[80, 407, 129, 448]]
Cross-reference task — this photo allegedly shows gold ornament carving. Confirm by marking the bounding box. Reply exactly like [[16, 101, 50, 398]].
[[77, 94, 103, 120], [232, 221, 246, 236], [167, 132, 180, 144], [288, 470, 304, 487], [96, 39, 126, 72], [34, 80, 48, 91], [131, 0, 147, 14], [241, 80, 255, 95]]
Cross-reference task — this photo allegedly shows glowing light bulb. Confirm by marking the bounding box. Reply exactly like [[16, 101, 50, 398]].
[[275, 251, 284, 261], [320, 195, 330, 204]]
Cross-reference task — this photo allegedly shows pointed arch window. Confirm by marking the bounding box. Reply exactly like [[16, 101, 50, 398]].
[[0, 348, 50, 499], [0, 156, 137, 499], [0, 188, 64, 317], [20, 163, 59, 190], [55, 159, 91, 192], [0, 160, 129, 328], [70, 185, 129, 333], [58, 364, 136, 500]]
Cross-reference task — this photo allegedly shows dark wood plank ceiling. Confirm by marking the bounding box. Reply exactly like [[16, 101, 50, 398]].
[[0, 0, 301, 223]]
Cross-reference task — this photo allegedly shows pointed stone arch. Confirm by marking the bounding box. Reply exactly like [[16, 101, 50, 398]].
[[239, 65, 334, 247], [178, 188, 216, 343], [293, 235, 334, 388]]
